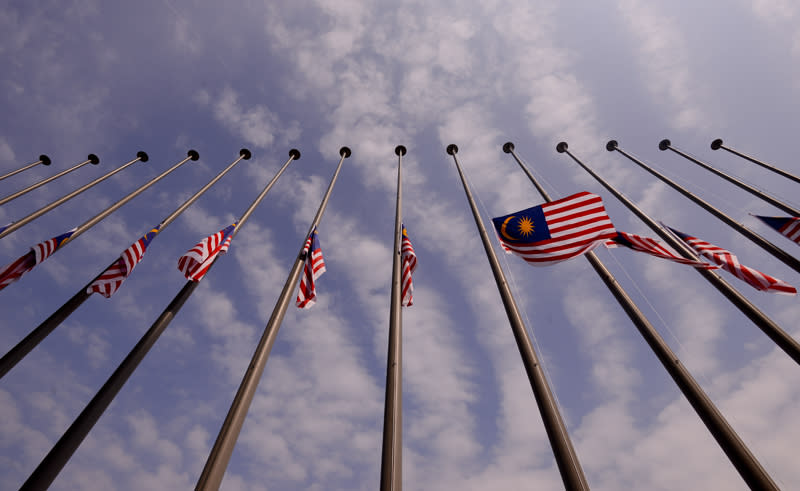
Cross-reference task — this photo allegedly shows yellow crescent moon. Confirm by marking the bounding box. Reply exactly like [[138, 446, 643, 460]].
[[500, 216, 516, 240]]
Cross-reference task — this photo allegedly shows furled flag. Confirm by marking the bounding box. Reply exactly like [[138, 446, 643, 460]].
[[87, 226, 161, 297], [604, 231, 717, 269], [0, 222, 11, 235], [401, 224, 418, 307], [296, 227, 326, 309], [752, 215, 800, 246], [0, 228, 76, 291], [667, 226, 796, 295], [492, 191, 617, 266], [178, 222, 236, 282]]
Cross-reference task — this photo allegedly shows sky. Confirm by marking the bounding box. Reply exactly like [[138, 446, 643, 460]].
[[1, 0, 799, 489]]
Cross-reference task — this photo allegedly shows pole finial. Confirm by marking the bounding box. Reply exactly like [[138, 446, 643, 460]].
[[239, 148, 252, 160], [502, 142, 515, 153], [88, 154, 100, 165], [606, 140, 618, 151], [658, 139, 671, 151], [394, 145, 407, 156], [339, 146, 352, 158], [188, 150, 200, 161], [556, 142, 569, 153], [711, 139, 723, 150], [137, 151, 149, 162], [446, 144, 458, 155], [289, 148, 301, 160], [40, 155, 51, 166]]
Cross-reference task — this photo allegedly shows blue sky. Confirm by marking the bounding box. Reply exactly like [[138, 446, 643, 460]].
[[1, 0, 799, 489]]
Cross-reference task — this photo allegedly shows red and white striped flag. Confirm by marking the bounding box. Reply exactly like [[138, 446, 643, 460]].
[[178, 223, 236, 282], [668, 226, 796, 295], [753, 215, 800, 246], [296, 227, 326, 309], [604, 231, 717, 269], [0, 228, 76, 291], [88, 226, 160, 297], [401, 224, 417, 307]]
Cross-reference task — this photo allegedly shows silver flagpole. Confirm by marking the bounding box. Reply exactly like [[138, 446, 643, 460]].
[[0, 154, 99, 207], [711, 138, 800, 186], [0, 155, 51, 182]]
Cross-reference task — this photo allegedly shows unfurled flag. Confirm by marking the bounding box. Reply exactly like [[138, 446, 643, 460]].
[[492, 191, 617, 266], [753, 215, 800, 246], [668, 226, 796, 295], [604, 231, 717, 269], [0, 228, 76, 291], [178, 222, 236, 281], [401, 224, 418, 307], [87, 226, 161, 297], [296, 227, 326, 309]]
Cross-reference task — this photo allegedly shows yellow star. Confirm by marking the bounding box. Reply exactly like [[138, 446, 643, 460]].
[[517, 217, 535, 237]]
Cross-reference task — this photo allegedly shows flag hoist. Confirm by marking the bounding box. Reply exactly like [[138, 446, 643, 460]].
[[0, 149, 252, 380], [539, 142, 781, 490], [446, 143, 589, 491], [20, 148, 300, 491], [711, 138, 800, 186], [196, 146, 350, 491], [0, 154, 98, 207], [0, 154, 50, 182]]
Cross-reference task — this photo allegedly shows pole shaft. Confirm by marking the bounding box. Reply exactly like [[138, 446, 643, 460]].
[[0, 160, 92, 207], [196, 148, 348, 490], [716, 143, 800, 185], [448, 147, 589, 490], [0, 159, 45, 182]]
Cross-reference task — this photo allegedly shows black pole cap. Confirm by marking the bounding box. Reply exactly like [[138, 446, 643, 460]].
[[40, 155, 51, 166], [446, 144, 458, 155], [289, 148, 301, 160], [658, 139, 671, 151], [239, 148, 252, 160], [339, 146, 352, 158], [502, 142, 515, 153], [395, 145, 407, 156], [187, 149, 200, 161], [710, 138, 723, 150], [137, 151, 149, 162], [556, 142, 569, 153], [605, 140, 618, 151], [88, 153, 100, 165]]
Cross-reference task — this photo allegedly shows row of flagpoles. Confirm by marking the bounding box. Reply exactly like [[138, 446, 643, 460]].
[[0, 137, 797, 489]]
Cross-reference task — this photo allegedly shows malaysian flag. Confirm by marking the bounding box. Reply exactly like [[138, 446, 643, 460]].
[[753, 215, 800, 246], [604, 231, 717, 269], [87, 226, 161, 297], [296, 227, 326, 309], [401, 224, 418, 307], [668, 226, 796, 295], [0, 228, 76, 291], [491, 191, 617, 266], [178, 222, 236, 281]]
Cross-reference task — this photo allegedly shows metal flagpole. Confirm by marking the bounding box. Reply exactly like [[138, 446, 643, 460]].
[[519, 141, 779, 490], [0, 155, 51, 182], [660, 139, 800, 216], [380, 144, 406, 491], [711, 138, 800, 186], [446, 144, 589, 491], [0, 149, 252, 380], [20, 149, 300, 491], [0, 151, 148, 240], [608, 141, 800, 274], [196, 146, 350, 491], [0, 154, 99, 207], [557, 142, 800, 366]]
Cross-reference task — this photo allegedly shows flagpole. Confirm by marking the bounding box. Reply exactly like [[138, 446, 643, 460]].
[[446, 144, 589, 490], [0, 150, 252, 380], [0, 151, 148, 240], [660, 139, 800, 216], [512, 141, 779, 489], [196, 146, 350, 491], [608, 142, 800, 274], [0, 154, 99, 207], [711, 138, 800, 186], [380, 144, 406, 491], [20, 149, 301, 491], [556, 142, 800, 366], [0, 155, 51, 182]]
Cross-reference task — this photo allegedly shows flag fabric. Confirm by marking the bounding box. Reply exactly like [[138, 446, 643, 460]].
[[401, 224, 418, 307], [0, 222, 11, 235], [604, 231, 717, 269], [178, 222, 236, 282], [491, 191, 617, 266], [0, 228, 76, 291], [753, 215, 800, 246], [87, 226, 161, 297], [668, 226, 796, 295], [296, 227, 326, 309]]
